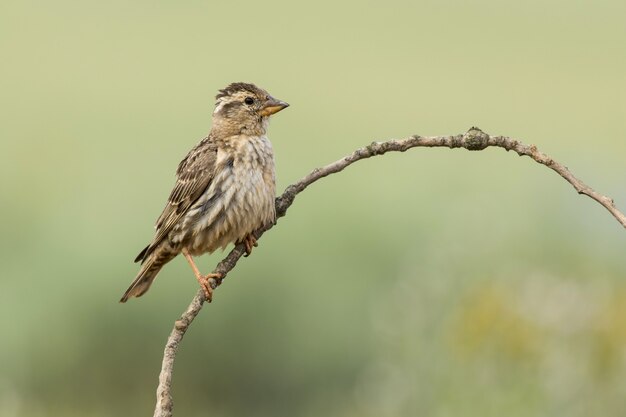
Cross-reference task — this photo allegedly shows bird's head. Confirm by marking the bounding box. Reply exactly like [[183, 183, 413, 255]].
[[212, 82, 289, 136]]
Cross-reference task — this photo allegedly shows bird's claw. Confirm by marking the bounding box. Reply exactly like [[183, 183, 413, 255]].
[[242, 234, 258, 257], [199, 272, 222, 303], [199, 279, 213, 302]]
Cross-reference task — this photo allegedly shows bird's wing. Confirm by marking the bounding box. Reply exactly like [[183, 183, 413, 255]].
[[135, 136, 218, 263]]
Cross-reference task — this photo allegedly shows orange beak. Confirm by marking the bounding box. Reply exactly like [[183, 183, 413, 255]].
[[259, 97, 289, 117]]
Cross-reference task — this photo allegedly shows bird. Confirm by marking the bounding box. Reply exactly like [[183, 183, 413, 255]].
[[120, 82, 289, 303]]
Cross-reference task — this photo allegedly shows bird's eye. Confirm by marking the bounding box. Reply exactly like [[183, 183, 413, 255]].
[[244, 97, 254, 105]]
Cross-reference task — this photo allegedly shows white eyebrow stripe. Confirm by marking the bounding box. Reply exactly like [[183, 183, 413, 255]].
[[213, 99, 226, 115]]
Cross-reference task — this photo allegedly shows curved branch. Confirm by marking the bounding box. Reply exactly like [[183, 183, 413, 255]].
[[153, 127, 626, 417]]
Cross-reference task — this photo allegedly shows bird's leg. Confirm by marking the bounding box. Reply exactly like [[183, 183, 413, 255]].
[[241, 234, 258, 257], [181, 248, 222, 302]]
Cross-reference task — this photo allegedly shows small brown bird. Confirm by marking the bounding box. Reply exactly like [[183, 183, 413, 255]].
[[120, 82, 289, 303]]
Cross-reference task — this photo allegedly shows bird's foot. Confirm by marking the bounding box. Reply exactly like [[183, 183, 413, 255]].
[[197, 272, 223, 303], [241, 234, 258, 257]]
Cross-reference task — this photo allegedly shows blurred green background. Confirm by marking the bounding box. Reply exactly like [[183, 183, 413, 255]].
[[1, 0, 626, 416]]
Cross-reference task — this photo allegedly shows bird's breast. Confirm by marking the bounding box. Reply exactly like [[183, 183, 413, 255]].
[[183, 135, 276, 255]]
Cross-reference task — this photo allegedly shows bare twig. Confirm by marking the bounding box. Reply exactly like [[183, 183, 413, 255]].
[[153, 127, 626, 417]]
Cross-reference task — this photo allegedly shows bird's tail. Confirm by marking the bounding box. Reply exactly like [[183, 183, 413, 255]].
[[120, 250, 176, 303]]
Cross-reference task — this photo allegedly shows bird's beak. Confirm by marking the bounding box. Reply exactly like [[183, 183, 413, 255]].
[[259, 97, 289, 117]]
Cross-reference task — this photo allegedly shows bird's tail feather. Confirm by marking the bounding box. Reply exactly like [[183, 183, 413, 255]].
[[120, 250, 175, 302]]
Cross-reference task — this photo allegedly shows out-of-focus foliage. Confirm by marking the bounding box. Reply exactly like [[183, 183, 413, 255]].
[[1, 0, 625, 416]]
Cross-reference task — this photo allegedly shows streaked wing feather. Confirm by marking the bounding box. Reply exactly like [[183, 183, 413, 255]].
[[139, 137, 217, 262]]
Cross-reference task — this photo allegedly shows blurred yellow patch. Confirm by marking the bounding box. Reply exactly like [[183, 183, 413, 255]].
[[591, 289, 626, 377], [450, 285, 540, 363]]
